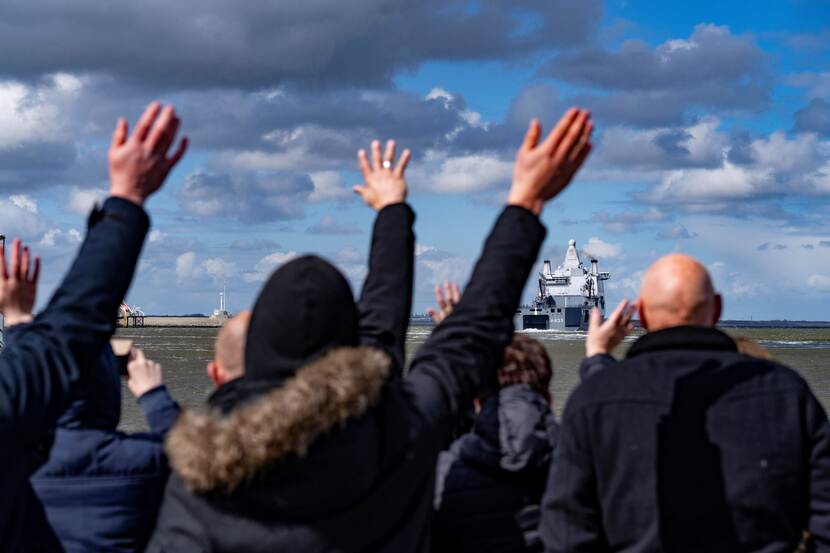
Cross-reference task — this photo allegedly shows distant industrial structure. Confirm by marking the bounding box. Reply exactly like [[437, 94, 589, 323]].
[[117, 303, 145, 328], [210, 286, 232, 322]]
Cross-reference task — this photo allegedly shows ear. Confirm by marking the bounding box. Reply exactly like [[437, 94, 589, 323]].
[[637, 299, 649, 331], [712, 294, 723, 326], [207, 361, 223, 387]]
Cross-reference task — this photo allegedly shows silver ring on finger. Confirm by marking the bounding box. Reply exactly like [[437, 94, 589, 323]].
[[382, 160, 392, 169]]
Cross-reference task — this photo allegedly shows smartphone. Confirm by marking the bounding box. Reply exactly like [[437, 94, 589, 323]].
[[110, 338, 133, 376]]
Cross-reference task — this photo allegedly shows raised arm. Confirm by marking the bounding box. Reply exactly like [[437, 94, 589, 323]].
[[407, 108, 594, 429], [353, 139, 415, 373], [0, 102, 187, 447]]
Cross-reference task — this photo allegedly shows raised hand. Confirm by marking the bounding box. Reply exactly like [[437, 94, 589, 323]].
[[426, 281, 461, 325], [0, 239, 40, 327], [354, 139, 412, 211], [508, 108, 593, 215], [126, 347, 164, 398], [585, 299, 637, 357], [108, 102, 189, 206]]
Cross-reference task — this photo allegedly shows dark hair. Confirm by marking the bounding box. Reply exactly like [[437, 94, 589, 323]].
[[498, 334, 553, 402]]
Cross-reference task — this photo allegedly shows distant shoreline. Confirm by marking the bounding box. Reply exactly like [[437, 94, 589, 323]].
[[133, 316, 830, 330]]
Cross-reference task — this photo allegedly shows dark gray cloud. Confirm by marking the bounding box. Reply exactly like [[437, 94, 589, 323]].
[[540, 24, 771, 127], [179, 170, 313, 222], [757, 242, 787, 251], [795, 99, 830, 137], [0, 0, 600, 90], [230, 238, 282, 251], [821, 241, 830, 248], [589, 208, 667, 233]]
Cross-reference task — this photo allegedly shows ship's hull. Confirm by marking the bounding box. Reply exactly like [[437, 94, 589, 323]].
[[514, 305, 593, 331]]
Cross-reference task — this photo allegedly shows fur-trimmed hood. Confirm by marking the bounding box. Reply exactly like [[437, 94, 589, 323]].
[[166, 347, 390, 494]]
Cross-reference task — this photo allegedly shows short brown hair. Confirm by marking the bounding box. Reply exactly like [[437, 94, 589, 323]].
[[498, 334, 553, 400]]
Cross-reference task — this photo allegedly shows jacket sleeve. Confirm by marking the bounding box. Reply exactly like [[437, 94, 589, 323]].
[[806, 390, 830, 551], [0, 197, 149, 448], [137, 385, 181, 436], [356, 203, 415, 374], [145, 476, 211, 553], [405, 205, 545, 432], [579, 354, 618, 381], [540, 405, 608, 552]]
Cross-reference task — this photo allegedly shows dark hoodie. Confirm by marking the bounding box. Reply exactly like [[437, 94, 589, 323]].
[[147, 203, 546, 553], [30, 347, 180, 553], [433, 384, 559, 553]]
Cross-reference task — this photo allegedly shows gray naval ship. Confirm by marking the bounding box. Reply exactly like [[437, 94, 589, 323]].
[[514, 239, 610, 331]]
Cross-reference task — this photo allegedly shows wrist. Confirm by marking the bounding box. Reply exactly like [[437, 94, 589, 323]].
[[109, 190, 145, 207], [586, 344, 609, 357], [3, 312, 34, 327], [507, 188, 542, 215]]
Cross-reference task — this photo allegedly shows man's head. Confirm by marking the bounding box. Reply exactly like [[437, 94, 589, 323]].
[[495, 334, 553, 404], [207, 311, 252, 387], [639, 254, 722, 332]]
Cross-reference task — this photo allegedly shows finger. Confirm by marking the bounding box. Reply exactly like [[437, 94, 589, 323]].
[[426, 308, 439, 323], [21, 247, 30, 281], [383, 140, 396, 167], [450, 282, 461, 305], [111, 117, 128, 148], [371, 140, 382, 171], [31, 257, 40, 284], [352, 185, 366, 198], [146, 105, 175, 153], [589, 307, 602, 332], [521, 119, 542, 152], [552, 110, 590, 166], [568, 121, 593, 164], [166, 136, 188, 168], [562, 143, 592, 183], [0, 244, 6, 281], [10, 239, 21, 281], [539, 107, 579, 155], [154, 114, 181, 156], [357, 149, 372, 182], [607, 299, 630, 325], [621, 303, 635, 327], [393, 149, 411, 178], [132, 101, 162, 143], [435, 284, 448, 311]]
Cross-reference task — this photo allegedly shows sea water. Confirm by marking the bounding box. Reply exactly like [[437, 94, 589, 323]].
[[117, 325, 830, 431]]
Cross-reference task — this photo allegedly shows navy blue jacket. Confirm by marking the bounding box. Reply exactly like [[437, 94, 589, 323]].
[[433, 384, 559, 553], [0, 198, 150, 552], [28, 346, 180, 553], [146, 205, 546, 552], [541, 326, 830, 553]]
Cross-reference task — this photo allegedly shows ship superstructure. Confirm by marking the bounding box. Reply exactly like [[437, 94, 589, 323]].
[[514, 239, 610, 331]]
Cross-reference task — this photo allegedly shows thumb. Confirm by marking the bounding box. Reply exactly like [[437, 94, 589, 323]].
[[352, 185, 366, 198], [589, 307, 602, 333], [111, 117, 128, 148]]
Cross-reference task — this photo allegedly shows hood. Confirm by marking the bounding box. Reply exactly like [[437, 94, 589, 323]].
[[462, 384, 556, 473], [167, 347, 390, 494], [58, 346, 122, 430], [244, 255, 359, 387]]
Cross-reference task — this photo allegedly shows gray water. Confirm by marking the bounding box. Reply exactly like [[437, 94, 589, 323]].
[[116, 326, 830, 432]]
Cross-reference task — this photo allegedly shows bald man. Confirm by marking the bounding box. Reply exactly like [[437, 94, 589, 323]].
[[541, 254, 830, 553], [206, 311, 251, 388]]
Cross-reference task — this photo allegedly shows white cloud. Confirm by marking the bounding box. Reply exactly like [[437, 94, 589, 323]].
[[309, 171, 351, 202], [582, 237, 623, 259], [242, 251, 299, 283], [417, 151, 513, 193], [0, 74, 82, 149], [175, 252, 196, 281], [67, 187, 106, 216], [39, 228, 82, 248], [0, 196, 49, 239], [807, 274, 830, 292]]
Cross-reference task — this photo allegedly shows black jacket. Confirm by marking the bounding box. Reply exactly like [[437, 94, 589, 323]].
[[433, 384, 559, 553], [541, 326, 830, 553], [146, 204, 546, 553], [0, 198, 149, 553], [28, 346, 180, 553]]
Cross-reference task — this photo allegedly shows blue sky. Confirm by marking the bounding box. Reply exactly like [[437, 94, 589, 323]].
[[1, 0, 828, 319]]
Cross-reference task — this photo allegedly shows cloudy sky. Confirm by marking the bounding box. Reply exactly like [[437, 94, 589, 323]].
[[2, 0, 829, 319]]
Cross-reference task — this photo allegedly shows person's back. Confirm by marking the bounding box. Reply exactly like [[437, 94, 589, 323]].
[[148, 111, 595, 552], [542, 255, 830, 552], [433, 336, 558, 553], [30, 346, 179, 553]]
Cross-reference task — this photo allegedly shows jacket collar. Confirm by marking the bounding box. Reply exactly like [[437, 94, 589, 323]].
[[626, 326, 736, 359], [167, 346, 390, 494]]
